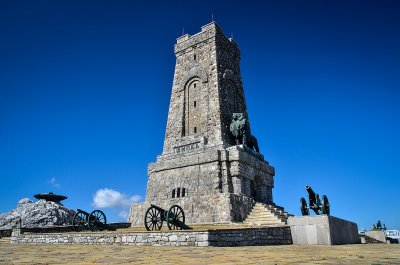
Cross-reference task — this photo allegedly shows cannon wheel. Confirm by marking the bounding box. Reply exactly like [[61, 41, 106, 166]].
[[72, 211, 87, 232], [88, 210, 107, 231], [300, 197, 309, 216], [322, 195, 330, 215], [144, 205, 163, 231], [167, 205, 185, 230]]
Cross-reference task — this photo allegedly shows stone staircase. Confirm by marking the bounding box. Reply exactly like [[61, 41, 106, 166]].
[[243, 202, 293, 226]]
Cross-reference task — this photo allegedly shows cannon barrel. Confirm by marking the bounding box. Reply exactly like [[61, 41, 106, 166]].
[[76, 209, 90, 216], [150, 204, 167, 214], [301, 185, 330, 216], [305, 185, 316, 198]]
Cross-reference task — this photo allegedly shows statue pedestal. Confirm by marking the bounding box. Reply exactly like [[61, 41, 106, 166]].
[[365, 231, 386, 243], [288, 215, 359, 245]]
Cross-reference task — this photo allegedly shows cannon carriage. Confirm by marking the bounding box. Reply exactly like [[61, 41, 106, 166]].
[[144, 204, 191, 231], [72, 209, 107, 232], [300, 185, 330, 216]]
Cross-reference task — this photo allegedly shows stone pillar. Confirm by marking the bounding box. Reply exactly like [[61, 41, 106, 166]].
[[242, 178, 250, 197], [220, 160, 232, 193], [11, 228, 21, 244], [231, 176, 242, 195], [259, 185, 267, 203]]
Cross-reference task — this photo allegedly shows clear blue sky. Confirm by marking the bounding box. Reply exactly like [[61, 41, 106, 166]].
[[1, 0, 399, 230]]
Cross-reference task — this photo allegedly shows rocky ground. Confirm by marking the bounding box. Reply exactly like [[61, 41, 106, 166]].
[[0, 198, 75, 229], [0, 238, 399, 265]]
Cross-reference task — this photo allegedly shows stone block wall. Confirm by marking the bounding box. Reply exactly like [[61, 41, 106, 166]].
[[128, 22, 278, 227], [129, 146, 275, 226], [229, 194, 255, 222], [208, 227, 292, 247], [129, 194, 232, 227], [288, 215, 359, 245], [11, 227, 292, 247], [163, 22, 250, 157]]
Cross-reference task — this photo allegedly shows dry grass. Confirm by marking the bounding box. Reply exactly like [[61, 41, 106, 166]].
[[1, 238, 399, 265]]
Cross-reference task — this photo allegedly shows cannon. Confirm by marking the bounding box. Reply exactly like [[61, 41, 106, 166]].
[[72, 209, 107, 232], [300, 185, 330, 216], [144, 204, 192, 231], [373, 220, 387, 231]]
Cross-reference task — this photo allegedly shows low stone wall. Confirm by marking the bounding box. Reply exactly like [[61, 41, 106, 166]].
[[2, 223, 131, 236], [208, 227, 292, 247], [11, 227, 292, 247]]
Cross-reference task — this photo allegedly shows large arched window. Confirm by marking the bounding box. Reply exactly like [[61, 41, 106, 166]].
[[182, 78, 201, 136]]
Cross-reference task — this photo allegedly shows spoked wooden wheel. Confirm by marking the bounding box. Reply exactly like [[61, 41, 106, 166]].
[[322, 195, 330, 215], [167, 205, 185, 230], [300, 197, 309, 216], [72, 211, 87, 232], [88, 210, 107, 231], [144, 205, 163, 231]]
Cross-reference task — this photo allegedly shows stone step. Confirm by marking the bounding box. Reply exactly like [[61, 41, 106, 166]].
[[250, 211, 289, 216], [245, 213, 283, 218], [248, 211, 274, 214], [244, 222, 286, 225], [252, 208, 288, 215], [244, 219, 285, 223], [245, 218, 284, 223], [245, 215, 287, 220], [247, 211, 289, 219], [245, 219, 286, 223], [246, 216, 286, 221], [243, 202, 292, 226]]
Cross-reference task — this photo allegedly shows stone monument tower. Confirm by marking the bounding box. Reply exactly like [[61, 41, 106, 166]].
[[129, 22, 283, 225]]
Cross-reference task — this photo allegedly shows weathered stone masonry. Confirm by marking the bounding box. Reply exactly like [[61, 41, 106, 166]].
[[129, 22, 276, 226], [11, 227, 292, 247]]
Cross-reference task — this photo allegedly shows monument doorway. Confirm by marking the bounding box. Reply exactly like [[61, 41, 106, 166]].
[[250, 180, 256, 199], [252, 175, 262, 202]]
